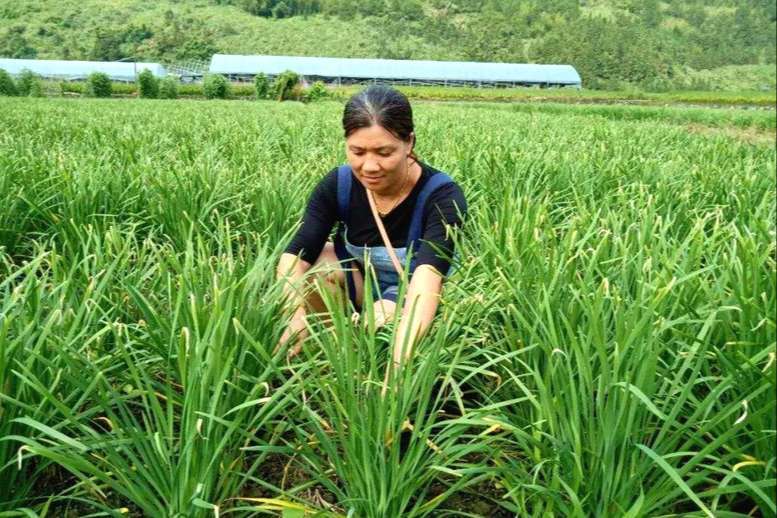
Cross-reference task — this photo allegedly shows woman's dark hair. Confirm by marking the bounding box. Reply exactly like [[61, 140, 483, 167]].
[[342, 85, 416, 155]]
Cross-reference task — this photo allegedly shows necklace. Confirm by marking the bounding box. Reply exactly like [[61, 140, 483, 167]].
[[372, 163, 411, 217]]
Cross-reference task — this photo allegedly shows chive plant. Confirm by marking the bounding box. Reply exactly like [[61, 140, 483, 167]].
[[0, 97, 773, 516]]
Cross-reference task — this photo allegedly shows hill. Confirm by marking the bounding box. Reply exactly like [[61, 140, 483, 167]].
[[1, 0, 775, 90]]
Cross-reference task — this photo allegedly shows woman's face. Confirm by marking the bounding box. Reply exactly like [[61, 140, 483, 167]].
[[346, 124, 413, 195]]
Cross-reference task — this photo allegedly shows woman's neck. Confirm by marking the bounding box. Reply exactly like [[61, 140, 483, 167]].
[[374, 161, 422, 200]]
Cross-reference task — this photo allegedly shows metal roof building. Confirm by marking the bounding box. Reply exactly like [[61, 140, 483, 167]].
[[209, 54, 582, 88], [0, 58, 167, 81]]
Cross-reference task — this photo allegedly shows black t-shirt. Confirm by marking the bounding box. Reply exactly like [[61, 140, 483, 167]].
[[285, 162, 467, 275]]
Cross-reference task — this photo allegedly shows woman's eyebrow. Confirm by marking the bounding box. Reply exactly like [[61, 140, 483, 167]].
[[348, 145, 396, 152]]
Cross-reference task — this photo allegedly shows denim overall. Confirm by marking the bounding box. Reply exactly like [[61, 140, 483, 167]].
[[333, 164, 454, 311]]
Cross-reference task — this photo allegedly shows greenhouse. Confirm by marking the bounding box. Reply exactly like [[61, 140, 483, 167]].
[[208, 54, 582, 88], [0, 58, 167, 82]]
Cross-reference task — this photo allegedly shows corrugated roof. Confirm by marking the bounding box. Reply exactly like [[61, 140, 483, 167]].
[[209, 54, 581, 85], [0, 58, 167, 81]]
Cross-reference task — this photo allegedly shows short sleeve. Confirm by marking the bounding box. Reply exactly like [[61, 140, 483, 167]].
[[413, 181, 467, 275], [284, 168, 339, 264]]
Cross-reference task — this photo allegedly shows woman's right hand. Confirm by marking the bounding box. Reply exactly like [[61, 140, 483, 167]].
[[275, 253, 312, 359], [274, 329, 299, 358], [274, 305, 308, 358]]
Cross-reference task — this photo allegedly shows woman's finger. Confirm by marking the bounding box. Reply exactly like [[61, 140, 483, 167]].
[[287, 342, 302, 358]]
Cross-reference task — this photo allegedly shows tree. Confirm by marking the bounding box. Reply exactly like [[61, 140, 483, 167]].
[[461, 10, 525, 62], [28, 79, 44, 97], [753, 0, 776, 22], [0, 26, 37, 58], [322, 0, 382, 18], [238, 0, 321, 18], [385, 0, 424, 21], [16, 69, 43, 96], [203, 74, 230, 99], [0, 69, 18, 96], [159, 76, 179, 99], [272, 1, 292, 18], [145, 11, 218, 62], [90, 28, 126, 61], [87, 72, 112, 98], [533, 15, 665, 87], [137, 68, 159, 98], [271, 70, 300, 101], [629, 0, 660, 28], [254, 73, 270, 99], [303, 81, 328, 102]]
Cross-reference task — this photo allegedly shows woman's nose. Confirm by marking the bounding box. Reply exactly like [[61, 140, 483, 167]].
[[363, 159, 381, 173]]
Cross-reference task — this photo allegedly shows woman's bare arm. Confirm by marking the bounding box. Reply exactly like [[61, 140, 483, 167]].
[[274, 252, 312, 355], [382, 264, 443, 393]]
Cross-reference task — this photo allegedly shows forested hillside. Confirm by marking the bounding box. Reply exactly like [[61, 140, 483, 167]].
[[1, 0, 775, 89]]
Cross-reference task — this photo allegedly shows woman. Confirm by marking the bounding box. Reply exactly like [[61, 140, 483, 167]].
[[275, 85, 467, 389]]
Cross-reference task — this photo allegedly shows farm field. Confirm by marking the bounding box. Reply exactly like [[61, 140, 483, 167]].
[[0, 98, 775, 517], [49, 80, 777, 107]]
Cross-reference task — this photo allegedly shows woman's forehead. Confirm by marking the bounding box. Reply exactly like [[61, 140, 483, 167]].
[[346, 125, 403, 148]]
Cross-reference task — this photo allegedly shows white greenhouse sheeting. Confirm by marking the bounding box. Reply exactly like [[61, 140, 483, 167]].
[[209, 54, 581, 86], [0, 58, 167, 81]]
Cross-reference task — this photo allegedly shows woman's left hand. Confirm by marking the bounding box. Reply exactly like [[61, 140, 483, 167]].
[[380, 265, 444, 397]]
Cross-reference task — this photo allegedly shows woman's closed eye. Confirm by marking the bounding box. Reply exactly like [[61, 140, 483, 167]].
[[351, 150, 392, 158]]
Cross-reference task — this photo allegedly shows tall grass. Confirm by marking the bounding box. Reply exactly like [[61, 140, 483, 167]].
[[0, 97, 774, 516]]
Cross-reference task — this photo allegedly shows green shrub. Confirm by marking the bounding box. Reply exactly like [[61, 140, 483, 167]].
[[177, 83, 203, 97], [177, 83, 259, 98], [232, 84, 255, 97], [28, 79, 44, 97], [271, 70, 300, 101], [59, 80, 77, 95], [291, 83, 304, 101], [303, 81, 329, 103], [112, 82, 136, 95], [86, 72, 112, 98], [203, 74, 229, 99], [58, 81, 140, 96], [159, 76, 178, 99], [16, 68, 43, 96], [0, 69, 17, 96], [137, 68, 159, 99], [254, 73, 269, 99]]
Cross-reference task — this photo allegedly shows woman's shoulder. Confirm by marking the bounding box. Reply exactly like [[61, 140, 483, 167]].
[[313, 166, 339, 189], [421, 162, 461, 183], [420, 162, 465, 198], [306, 167, 341, 207]]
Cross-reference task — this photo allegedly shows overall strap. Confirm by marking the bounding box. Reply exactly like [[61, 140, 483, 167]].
[[407, 172, 453, 245], [336, 164, 352, 222], [334, 164, 358, 309], [407, 172, 454, 272]]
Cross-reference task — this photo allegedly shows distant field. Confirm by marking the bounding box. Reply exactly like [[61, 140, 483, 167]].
[[0, 98, 774, 517], [45, 78, 777, 108], [331, 84, 777, 107]]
